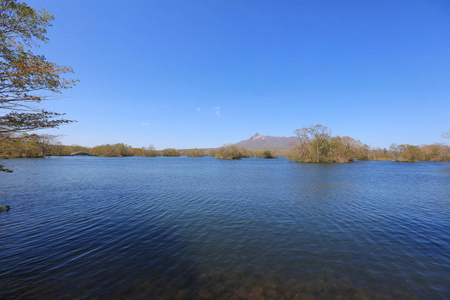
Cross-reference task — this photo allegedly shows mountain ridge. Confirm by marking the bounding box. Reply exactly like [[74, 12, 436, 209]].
[[234, 133, 297, 154]]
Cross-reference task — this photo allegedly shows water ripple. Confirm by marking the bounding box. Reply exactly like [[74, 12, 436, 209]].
[[0, 158, 449, 299]]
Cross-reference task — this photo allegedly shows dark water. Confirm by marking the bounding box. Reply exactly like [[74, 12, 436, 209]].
[[0, 157, 449, 299]]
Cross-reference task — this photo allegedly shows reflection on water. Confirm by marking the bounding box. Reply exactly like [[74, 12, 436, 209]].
[[0, 157, 449, 299]]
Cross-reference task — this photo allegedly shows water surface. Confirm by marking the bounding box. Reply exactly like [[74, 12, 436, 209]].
[[1, 157, 449, 299]]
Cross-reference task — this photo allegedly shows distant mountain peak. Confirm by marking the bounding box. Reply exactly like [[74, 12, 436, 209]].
[[249, 133, 265, 140], [234, 133, 297, 153]]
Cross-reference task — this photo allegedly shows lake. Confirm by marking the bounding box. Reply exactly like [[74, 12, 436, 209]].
[[0, 157, 449, 299]]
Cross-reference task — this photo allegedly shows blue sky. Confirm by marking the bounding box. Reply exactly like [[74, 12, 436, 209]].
[[27, 0, 450, 149]]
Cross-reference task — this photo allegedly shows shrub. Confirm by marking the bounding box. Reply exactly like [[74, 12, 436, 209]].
[[258, 150, 277, 159], [161, 148, 179, 157], [214, 145, 251, 160], [183, 148, 205, 157]]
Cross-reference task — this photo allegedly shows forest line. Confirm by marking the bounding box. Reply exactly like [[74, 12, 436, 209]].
[[1, 125, 449, 162]]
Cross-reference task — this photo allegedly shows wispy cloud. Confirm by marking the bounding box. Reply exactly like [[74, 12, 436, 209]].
[[215, 106, 221, 116], [196, 108, 201, 112], [142, 122, 150, 126]]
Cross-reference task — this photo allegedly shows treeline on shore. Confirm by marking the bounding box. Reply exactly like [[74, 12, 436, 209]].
[[0, 134, 277, 160], [287, 125, 449, 163], [1, 127, 449, 162]]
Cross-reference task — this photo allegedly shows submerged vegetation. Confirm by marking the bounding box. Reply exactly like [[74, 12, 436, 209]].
[[0, 205, 11, 212]]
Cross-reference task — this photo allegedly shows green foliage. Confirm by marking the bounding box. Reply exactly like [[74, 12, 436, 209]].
[[208, 149, 217, 157], [46, 143, 159, 157], [288, 125, 330, 163], [390, 144, 421, 162], [50, 144, 91, 156], [367, 148, 393, 161], [0, 133, 57, 158], [1, 0, 77, 172], [1, 128, 449, 162], [0, 164, 13, 172], [257, 150, 277, 159], [134, 146, 158, 157], [161, 148, 179, 157], [288, 125, 367, 163], [0, 205, 9, 212], [1, 0, 53, 46], [91, 143, 134, 157], [215, 145, 242, 159]]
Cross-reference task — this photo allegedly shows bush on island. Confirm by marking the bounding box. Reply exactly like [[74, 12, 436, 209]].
[[214, 145, 252, 160]]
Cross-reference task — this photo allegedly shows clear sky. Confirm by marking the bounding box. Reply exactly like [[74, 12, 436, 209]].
[[27, 0, 450, 149]]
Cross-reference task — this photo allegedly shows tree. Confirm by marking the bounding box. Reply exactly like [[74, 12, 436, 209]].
[[289, 125, 332, 163], [390, 144, 421, 162], [35, 133, 57, 156], [0, 0, 77, 137], [288, 125, 366, 163], [161, 148, 180, 157], [1, 0, 77, 172], [420, 143, 450, 161]]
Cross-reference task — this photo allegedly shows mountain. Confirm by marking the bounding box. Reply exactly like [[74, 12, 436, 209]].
[[234, 133, 297, 154]]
